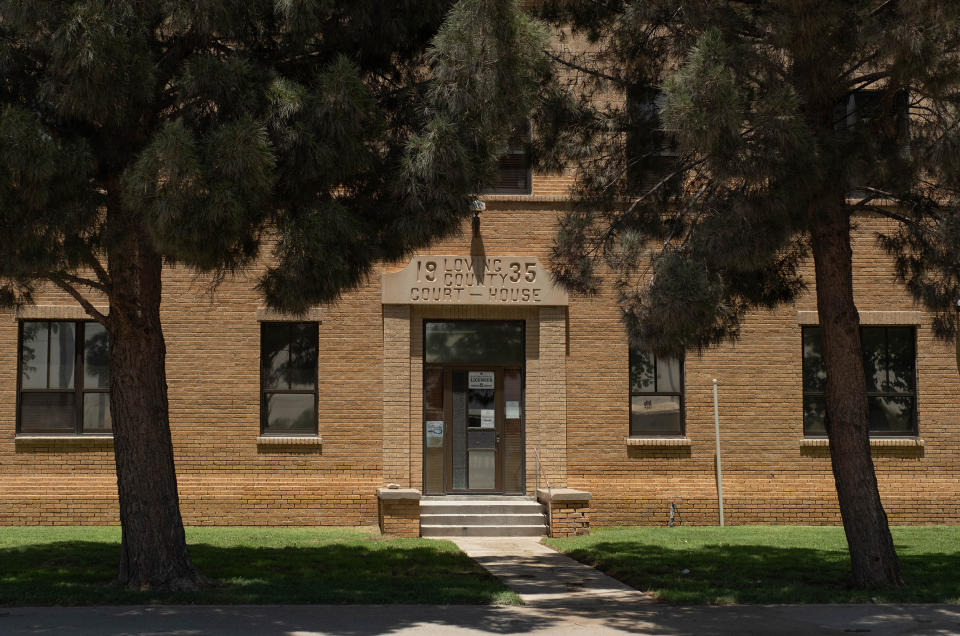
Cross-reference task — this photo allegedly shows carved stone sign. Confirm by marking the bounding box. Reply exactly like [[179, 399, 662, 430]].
[[382, 255, 568, 306]]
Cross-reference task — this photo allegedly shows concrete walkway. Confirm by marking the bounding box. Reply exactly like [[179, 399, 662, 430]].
[[451, 537, 655, 607], [2, 603, 959, 635]]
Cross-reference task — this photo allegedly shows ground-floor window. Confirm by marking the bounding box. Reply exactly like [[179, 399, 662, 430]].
[[802, 325, 917, 436], [629, 349, 684, 436], [18, 320, 111, 435], [260, 322, 319, 435]]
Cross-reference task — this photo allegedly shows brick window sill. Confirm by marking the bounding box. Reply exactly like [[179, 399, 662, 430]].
[[15, 435, 113, 447], [256, 435, 322, 447], [799, 437, 925, 448], [625, 437, 691, 447]]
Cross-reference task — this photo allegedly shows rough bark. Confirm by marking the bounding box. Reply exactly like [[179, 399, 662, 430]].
[[810, 208, 904, 588], [106, 220, 202, 591]]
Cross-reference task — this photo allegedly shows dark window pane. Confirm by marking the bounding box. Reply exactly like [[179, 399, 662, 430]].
[[656, 356, 682, 393], [425, 321, 523, 365], [482, 124, 530, 194], [868, 396, 915, 435], [84, 323, 110, 389], [860, 327, 886, 393], [264, 393, 315, 432], [885, 327, 915, 393], [802, 327, 827, 393], [630, 395, 682, 436], [467, 386, 495, 429], [82, 393, 112, 433], [48, 322, 75, 389], [288, 323, 318, 390], [803, 395, 827, 435], [20, 322, 49, 389], [629, 350, 655, 393], [20, 393, 75, 433], [261, 324, 290, 390]]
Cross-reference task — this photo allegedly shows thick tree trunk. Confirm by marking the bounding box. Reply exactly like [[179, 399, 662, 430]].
[[810, 208, 903, 588], [106, 224, 202, 591]]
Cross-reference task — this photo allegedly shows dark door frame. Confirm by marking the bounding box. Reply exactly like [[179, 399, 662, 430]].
[[421, 319, 526, 495]]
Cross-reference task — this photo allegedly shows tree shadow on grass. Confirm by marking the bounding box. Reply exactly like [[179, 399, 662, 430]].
[[0, 540, 516, 607], [560, 541, 960, 604]]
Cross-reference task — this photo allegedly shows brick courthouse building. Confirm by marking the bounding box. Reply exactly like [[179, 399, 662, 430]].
[[2, 162, 959, 536]]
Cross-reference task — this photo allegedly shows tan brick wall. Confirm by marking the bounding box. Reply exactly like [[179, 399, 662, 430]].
[[378, 499, 420, 537], [1, 194, 958, 527], [547, 501, 591, 538]]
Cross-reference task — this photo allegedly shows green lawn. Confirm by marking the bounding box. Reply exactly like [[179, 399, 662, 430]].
[[0, 526, 520, 606], [544, 526, 960, 604]]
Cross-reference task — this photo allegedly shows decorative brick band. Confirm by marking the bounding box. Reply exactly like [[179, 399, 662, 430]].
[[799, 437, 925, 447], [12, 305, 108, 322], [255, 435, 323, 446], [624, 437, 692, 447], [256, 307, 324, 322], [795, 310, 923, 325], [377, 488, 421, 537], [537, 488, 591, 538]]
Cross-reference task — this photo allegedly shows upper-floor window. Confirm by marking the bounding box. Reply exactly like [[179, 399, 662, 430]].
[[260, 322, 319, 435], [629, 348, 684, 436], [802, 326, 917, 436], [626, 88, 681, 197], [482, 122, 531, 195], [18, 320, 111, 435]]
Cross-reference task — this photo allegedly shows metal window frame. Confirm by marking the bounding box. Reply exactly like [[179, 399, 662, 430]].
[[16, 319, 111, 436], [801, 325, 918, 437], [259, 321, 319, 436], [628, 348, 686, 437]]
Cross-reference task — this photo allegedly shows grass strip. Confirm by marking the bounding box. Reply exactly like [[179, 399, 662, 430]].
[[0, 526, 520, 606], [544, 525, 960, 604]]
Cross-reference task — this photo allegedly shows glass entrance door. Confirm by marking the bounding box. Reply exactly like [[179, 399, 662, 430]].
[[452, 368, 498, 491], [422, 321, 525, 495]]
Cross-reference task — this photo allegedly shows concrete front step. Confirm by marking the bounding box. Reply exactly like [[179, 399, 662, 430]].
[[421, 524, 547, 537], [420, 496, 547, 537], [420, 501, 545, 516], [421, 513, 546, 527]]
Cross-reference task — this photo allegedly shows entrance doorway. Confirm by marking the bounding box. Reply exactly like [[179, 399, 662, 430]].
[[423, 321, 524, 495]]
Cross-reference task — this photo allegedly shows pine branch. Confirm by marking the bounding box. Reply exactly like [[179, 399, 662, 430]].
[[56, 271, 108, 294], [545, 49, 623, 85], [79, 249, 111, 290], [47, 275, 108, 324]]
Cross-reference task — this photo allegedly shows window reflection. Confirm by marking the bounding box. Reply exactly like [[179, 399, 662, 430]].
[[802, 326, 916, 436]]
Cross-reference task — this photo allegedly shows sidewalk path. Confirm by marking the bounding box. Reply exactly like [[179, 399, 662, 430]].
[[451, 536, 655, 607], [1, 603, 958, 635]]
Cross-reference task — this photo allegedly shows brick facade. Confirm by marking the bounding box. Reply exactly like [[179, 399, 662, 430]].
[[1, 187, 958, 527]]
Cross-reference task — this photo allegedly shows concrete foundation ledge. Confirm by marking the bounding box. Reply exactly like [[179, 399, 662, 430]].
[[799, 437, 924, 448], [625, 437, 691, 447], [377, 487, 422, 500], [536, 488, 592, 503], [256, 435, 322, 446], [377, 488, 421, 537], [537, 489, 591, 538]]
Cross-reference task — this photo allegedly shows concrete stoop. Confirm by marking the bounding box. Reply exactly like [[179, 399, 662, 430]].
[[420, 496, 547, 537]]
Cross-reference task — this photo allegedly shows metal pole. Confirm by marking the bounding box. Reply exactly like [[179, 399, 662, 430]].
[[712, 379, 725, 526]]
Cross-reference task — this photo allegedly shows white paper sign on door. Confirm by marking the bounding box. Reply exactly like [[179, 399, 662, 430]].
[[480, 409, 495, 428], [505, 401, 521, 419], [426, 421, 444, 448], [468, 371, 495, 389]]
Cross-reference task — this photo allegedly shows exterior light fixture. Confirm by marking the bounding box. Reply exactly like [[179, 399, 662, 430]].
[[471, 198, 486, 238]]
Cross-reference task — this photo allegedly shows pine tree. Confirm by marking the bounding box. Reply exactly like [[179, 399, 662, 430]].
[[538, 0, 960, 588], [0, 0, 547, 590]]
